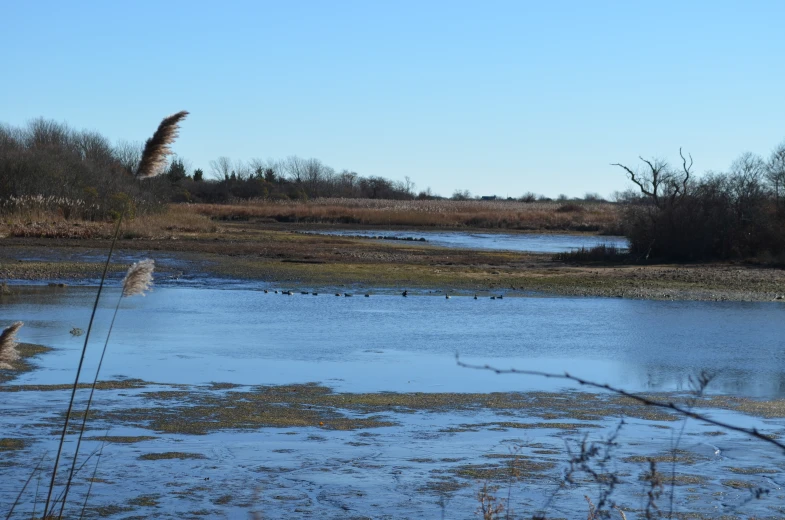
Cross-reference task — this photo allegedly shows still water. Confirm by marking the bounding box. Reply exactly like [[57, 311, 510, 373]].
[[305, 229, 629, 253], [3, 285, 785, 519], [3, 286, 783, 397]]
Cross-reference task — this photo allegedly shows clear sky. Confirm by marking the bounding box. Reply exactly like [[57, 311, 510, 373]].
[[1, 1, 784, 198]]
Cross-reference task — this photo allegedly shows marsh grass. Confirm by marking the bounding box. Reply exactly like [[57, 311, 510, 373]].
[[189, 199, 622, 232], [57, 259, 155, 515], [1, 203, 217, 240], [33, 111, 187, 519]]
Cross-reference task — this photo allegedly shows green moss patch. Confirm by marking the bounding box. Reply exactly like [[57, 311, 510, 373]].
[[1, 378, 151, 392], [449, 458, 557, 481], [0, 438, 28, 451], [84, 435, 157, 444], [128, 494, 161, 507], [623, 449, 709, 466], [138, 452, 206, 461]]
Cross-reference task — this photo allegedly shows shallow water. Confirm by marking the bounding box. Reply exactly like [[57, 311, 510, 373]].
[[3, 286, 785, 518], [3, 286, 785, 397], [304, 229, 629, 253]]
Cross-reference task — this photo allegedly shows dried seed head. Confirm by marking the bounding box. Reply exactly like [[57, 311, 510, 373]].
[[122, 259, 155, 297], [136, 111, 189, 179], [0, 321, 23, 370]]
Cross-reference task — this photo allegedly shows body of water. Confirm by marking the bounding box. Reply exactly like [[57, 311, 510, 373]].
[[3, 286, 785, 518], [305, 229, 629, 253], [3, 286, 783, 397]]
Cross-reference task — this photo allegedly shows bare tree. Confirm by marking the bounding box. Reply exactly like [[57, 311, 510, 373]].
[[611, 149, 692, 208], [249, 158, 281, 182], [114, 140, 142, 175], [283, 155, 308, 184], [766, 141, 785, 203], [336, 169, 358, 196], [727, 152, 768, 219], [404, 176, 416, 197], [451, 189, 472, 201], [209, 156, 233, 181], [234, 159, 252, 181]]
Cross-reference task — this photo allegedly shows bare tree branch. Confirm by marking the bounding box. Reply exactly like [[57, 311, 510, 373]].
[[455, 355, 785, 453], [611, 162, 656, 199]]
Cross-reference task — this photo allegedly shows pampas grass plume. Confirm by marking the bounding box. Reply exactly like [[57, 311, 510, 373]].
[[136, 111, 189, 178], [122, 259, 154, 297], [0, 321, 23, 369]]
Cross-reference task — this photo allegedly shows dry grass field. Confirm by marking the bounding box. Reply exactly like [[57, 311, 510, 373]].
[[187, 198, 622, 233], [0, 199, 621, 239]]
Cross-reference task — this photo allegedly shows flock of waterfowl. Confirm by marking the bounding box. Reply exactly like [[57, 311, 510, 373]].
[[261, 289, 505, 299]]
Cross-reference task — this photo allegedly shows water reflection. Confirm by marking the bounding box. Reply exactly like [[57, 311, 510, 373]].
[[1, 287, 783, 397]]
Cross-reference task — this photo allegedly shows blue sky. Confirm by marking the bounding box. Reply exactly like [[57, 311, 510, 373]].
[[1, 1, 784, 198]]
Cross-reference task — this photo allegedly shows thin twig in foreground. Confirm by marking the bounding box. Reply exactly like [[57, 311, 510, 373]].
[[455, 356, 785, 452]]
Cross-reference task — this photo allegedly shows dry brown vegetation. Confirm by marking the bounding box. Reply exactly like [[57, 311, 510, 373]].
[[1, 204, 217, 240], [188, 198, 622, 233]]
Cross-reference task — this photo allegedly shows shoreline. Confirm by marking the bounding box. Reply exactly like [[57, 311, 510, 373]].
[[1, 225, 784, 302]]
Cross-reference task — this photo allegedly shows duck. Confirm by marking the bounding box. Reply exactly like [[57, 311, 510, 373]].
[[402, 290, 408, 297], [263, 289, 268, 294], [344, 293, 352, 297], [473, 294, 478, 300], [364, 294, 370, 297], [445, 295, 451, 299]]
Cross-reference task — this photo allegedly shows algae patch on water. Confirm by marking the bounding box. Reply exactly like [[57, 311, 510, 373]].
[[84, 435, 158, 444], [83, 383, 689, 436], [138, 452, 207, 461], [0, 438, 28, 451]]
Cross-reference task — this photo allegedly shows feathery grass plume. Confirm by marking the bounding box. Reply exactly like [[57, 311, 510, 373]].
[[59, 258, 155, 515], [122, 259, 155, 296], [0, 321, 23, 369], [135, 111, 189, 178]]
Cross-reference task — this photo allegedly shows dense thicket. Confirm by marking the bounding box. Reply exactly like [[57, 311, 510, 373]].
[[617, 145, 785, 261], [0, 119, 420, 218], [177, 156, 417, 203], [0, 119, 170, 219]]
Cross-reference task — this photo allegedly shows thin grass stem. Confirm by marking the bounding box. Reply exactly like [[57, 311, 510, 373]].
[[78, 431, 108, 520], [4, 452, 46, 520], [58, 297, 121, 517], [43, 213, 124, 518]]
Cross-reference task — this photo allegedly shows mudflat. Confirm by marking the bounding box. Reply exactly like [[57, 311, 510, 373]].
[[2, 220, 784, 301]]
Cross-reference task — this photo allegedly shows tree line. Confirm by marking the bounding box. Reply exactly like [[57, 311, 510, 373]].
[[169, 155, 420, 203], [614, 141, 785, 261], [0, 119, 425, 218]]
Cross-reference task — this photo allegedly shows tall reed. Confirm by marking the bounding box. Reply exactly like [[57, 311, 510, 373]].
[[57, 260, 155, 518], [0, 321, 23, 370], [42, 111, 187, 519]]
